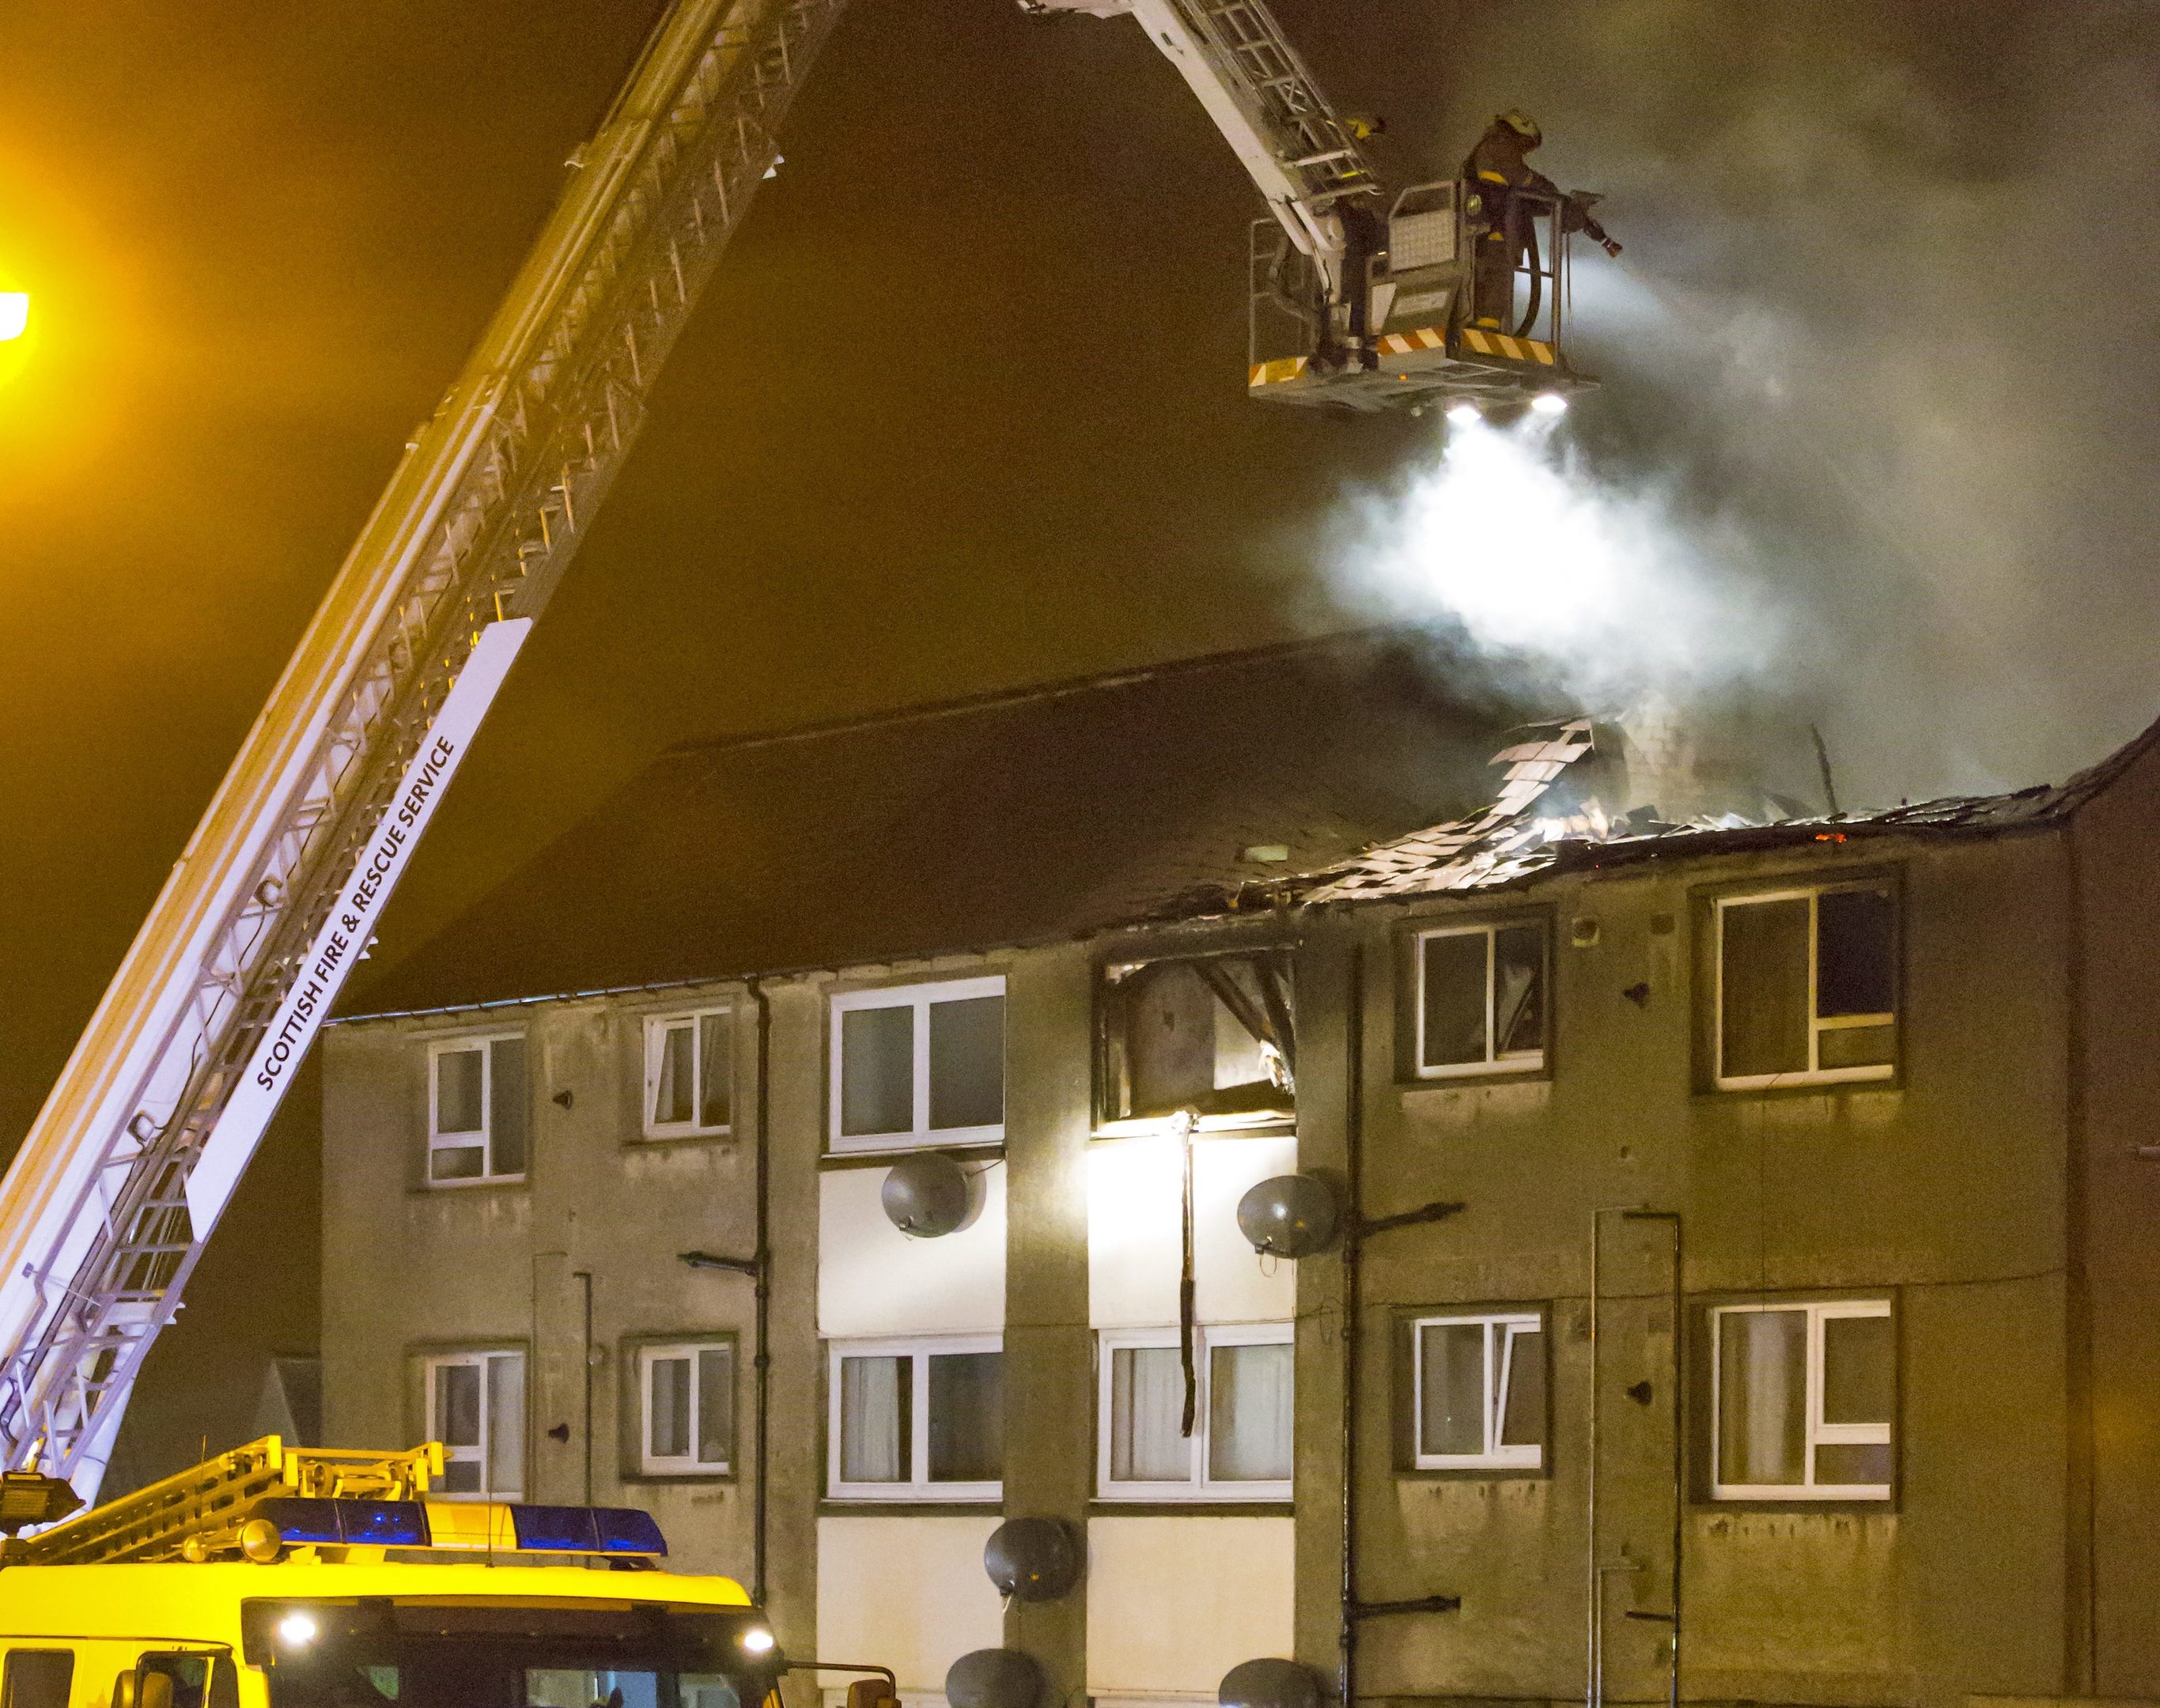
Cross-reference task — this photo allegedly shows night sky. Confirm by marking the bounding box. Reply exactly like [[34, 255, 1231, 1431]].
[[6, 1, 2160, 1234]]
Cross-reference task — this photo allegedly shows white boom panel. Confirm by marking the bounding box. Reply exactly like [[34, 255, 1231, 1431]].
[[0, 0, 851, 1494], [2, 0, 1383, 1499]]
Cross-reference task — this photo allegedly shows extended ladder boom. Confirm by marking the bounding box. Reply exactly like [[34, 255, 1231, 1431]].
[[1023, 0, 1381, 300], [0, 0, 849, 1494]]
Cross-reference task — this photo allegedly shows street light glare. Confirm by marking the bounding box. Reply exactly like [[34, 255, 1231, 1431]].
[[0, 294, 27, 342]]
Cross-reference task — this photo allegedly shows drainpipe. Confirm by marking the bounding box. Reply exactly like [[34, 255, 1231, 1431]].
[[750, 977, 774, 1611], [572, 1269, 595, 1506], [1621, 1209, 1684, 1708], [1338, 943, 1365, 1708]]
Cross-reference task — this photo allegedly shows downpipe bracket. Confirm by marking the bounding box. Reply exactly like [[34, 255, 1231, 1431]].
[[1350, 1594, 1462, 1620], [1352, 1200, 1465, 1242]]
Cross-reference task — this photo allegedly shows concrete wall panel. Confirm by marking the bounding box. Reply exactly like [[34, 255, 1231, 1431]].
[[816, 1513, 1004, 1694], [1086, 1515, 1295, 1699], [818, 1162, 1008, 1336]]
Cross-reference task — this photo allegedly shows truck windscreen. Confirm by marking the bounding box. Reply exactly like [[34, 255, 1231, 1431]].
[[237, 1604, 782, 1708]]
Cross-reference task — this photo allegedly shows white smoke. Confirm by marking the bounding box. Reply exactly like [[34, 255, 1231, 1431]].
[[1322, 410, 1787, 713]]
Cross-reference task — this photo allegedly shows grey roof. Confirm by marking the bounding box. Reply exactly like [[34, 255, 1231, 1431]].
[[1296, 706, 2158, 906], [341, 631, 1516, 1017]]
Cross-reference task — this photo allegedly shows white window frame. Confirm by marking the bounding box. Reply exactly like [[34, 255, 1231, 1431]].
[[1413, 921, 1547, 1079], [641, 1007, 732, 1139], [826, 1332, 1004, 1502], [1710, 1298, 1893, 1502], [637, 1339, 734, 1476], [1095, 1321, 1294, 1503], [1713, 886, 1897, 1090], [827, 975, 1005, 1155], [426, 1033, 526, 1185], [1410, 1311, 1545, 1470], [422, 1348, 524, 1500]]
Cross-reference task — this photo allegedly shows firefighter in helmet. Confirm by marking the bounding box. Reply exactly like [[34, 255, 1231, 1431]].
[[1462, 110, 1621, 331]]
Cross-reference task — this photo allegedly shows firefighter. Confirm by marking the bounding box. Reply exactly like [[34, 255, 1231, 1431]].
[[1462, 110, 1621, 331]]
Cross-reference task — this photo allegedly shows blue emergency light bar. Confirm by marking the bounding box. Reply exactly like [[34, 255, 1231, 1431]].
[[248, 1497, 667, 1556]]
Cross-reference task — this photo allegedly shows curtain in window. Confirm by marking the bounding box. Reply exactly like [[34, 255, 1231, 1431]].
[[698, 1013, 732, 1128], [1719, 1310, 1805, 1484], [841, 1355, 907, 1482], [698, 1347, 733, 1466], [656, 1024, 695, 1125], [1209, 1340, 1293, 1482], [649, 1355, 692, 1459], [1110, 1345, 1189, 1482]]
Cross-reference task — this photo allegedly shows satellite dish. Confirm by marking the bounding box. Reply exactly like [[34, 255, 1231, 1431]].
[[984, 1516, 1083, 1601], [1220, 1660, 1322, 1708], [881, 1151, 976, 1238], [946, 1650, 1044, 1708], [1236, 1173, 1340, 1258]]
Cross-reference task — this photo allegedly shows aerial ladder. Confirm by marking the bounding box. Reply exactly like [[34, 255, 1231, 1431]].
[[0, 0, 1608, 1501]]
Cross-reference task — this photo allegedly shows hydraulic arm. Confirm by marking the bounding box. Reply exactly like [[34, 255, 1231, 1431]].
[[0, 0, 1604, 1499], [0, 0, 851, 1493]]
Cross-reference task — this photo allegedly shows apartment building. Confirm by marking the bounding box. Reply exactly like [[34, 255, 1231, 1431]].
[[319, 647, 2158, 1708]]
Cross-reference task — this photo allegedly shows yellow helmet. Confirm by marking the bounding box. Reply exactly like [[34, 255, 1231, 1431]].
[[1496, 109, 1542, 145]]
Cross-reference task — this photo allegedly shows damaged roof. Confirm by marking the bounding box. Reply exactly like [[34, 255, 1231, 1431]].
[[341, 631, 1515, 1016], [1297, 706, 2158, 905]]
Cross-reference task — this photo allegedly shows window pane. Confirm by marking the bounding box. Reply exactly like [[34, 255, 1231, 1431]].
[[1493, 925, 1545, 1057], [649, 1355, 691, 1460], [1110, 1345, 1190, 1482], [841, 1007, 914, 1137], [1819, 1022, 1895, 1071], [440, 1458, 482, 1494], [840, 1355, 908, 1482], [1209, 1340, 1293, 1483], [1813, 1441, 1893, 1487], [436, 1049, 483, 1133], [698, 1013, 732, 1129], [6, 1652, 77, 1708], [929, 996, 1004, 1130], [697, 1347, 733, 1466], [1720, 900, 1810, 1078], [435, 1362, 481, 1447], [655, 1024, 694, 1126], [928, 1350, 1003, 1483], [487, 1353, 524, 1497], [490, 1037, 528, 1176], [430, 1143, 484, 1182], [1818, 887, 1895, 1017], [1718, 1310, 1806, 1485], [1822, 1313, 1894, 1425], [1498, 1324, 1545, 1449], [1418, 1323, 1486, 1457], [1420, 934, 1490, 1067]]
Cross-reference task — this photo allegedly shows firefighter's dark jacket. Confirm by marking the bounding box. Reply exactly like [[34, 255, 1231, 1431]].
[[1462, 127, 1586, 233]]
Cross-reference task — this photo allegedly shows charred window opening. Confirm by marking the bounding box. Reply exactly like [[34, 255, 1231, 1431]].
[[1099, 950, 1294, 1134]]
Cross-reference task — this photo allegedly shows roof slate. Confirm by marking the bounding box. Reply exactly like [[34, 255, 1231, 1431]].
[[341, 633, 1514, 1017]]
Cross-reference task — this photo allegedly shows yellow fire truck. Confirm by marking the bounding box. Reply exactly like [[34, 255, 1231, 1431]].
[[0, 1440, 799, 1708]]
